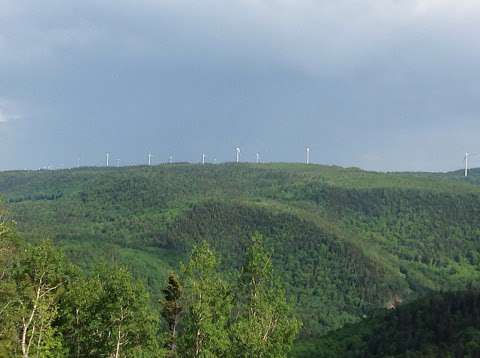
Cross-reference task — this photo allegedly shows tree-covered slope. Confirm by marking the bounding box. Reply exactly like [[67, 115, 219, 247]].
[[164, 201, 407, 336], [1, 163, 479, 340], [298, 290, 480, 357]]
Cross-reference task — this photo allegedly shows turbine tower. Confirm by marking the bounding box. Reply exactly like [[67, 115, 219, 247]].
[[236, 147, 241, 163], [148, 153, 153, 166], [169, 155, 173, 164], [106, 152, 110, 167], [256, 152, 260, 164], [465, 152, 469, 177], [202, 153, 206, 165], [306, 147, 310, 165]]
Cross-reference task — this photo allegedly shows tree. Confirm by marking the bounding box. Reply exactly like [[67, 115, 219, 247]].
[[0, 209, 19, 357], [161, 273, 183, 357], [179, 241, 232, 357], [231, 233, 301, 357], [57, 274, 103, 358], [7, 241, 70, 358], [59, 265, 160, 357]]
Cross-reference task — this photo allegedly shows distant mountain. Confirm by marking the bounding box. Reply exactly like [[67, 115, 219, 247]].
[[1, 163, 480, 344]]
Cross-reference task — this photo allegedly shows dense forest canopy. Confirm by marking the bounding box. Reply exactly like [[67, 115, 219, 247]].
[[1, 163, 480, 356], [296, 290, 480, 357], [0, 219, 300, 357]]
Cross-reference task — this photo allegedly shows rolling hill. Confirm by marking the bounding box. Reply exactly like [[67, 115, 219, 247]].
[[1, 163, 480, 346]]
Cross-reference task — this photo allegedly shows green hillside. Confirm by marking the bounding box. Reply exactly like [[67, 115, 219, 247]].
[[1, 163, 480, 343], [298, 290, 480, 357]]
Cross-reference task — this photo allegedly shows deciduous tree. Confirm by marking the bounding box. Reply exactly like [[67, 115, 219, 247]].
[[232, 233, 301, 357], [179, 242, 232, 357]]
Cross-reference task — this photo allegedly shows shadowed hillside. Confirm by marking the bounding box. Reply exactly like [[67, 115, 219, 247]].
[[297, 290, 480, 357]]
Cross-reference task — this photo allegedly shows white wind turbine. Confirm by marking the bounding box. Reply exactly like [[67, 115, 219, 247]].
[[464, 152, 480, 177], [236, 147, 241, 163], [465, 152, 469, 177]]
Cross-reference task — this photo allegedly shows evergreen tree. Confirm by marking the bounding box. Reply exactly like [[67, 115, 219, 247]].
[[161, 273, 183, 357]]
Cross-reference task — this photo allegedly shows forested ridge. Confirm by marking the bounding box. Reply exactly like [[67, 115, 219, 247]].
[[1, 163, 480, 356], [298, 290, 480, 357]]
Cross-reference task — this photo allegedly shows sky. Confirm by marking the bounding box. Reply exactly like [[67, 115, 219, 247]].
[[1, 0, 480, 171]]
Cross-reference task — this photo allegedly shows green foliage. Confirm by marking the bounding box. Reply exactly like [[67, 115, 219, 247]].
[[0, 219, 160, 357], [1, 195, 303, 357], [179, 242, 232, 357], [300, 290, 480, 357], [2, 240, 71, 357], [161, 273, 183, 357], [59, 265, 160, 357], [3, 163, 480, 346], [231, 233, 301, 357], [163, 238, 301, 358], [0, 212, 19, 357]]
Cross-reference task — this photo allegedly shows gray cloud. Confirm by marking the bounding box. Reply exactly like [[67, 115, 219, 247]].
[[0, 0, 479, 170]]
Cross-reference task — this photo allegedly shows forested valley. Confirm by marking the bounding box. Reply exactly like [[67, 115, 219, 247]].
[[0, 219, 300, 357], [2, 163, 480, 356]]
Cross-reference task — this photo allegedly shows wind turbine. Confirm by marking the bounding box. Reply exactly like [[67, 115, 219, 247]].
[[106, 152, 110, 167], [202, 153, 206, 165], [306, 147, 310, 165], [256, 153, 260, 164], [464, 152, 480, 177], [236, 147, 241, 163], [169, 155, 173, 164], [465, 152, 469, 177], [148, 153, 153, 166]]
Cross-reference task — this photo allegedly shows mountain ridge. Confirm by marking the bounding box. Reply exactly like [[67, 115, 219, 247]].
[[1, 163, 479, 343]]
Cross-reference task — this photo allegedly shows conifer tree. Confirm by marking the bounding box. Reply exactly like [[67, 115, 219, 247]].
[[161, 273, 183, 357]]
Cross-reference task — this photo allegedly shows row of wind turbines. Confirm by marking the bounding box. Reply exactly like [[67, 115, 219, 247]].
[[102, 147, 312, 168]]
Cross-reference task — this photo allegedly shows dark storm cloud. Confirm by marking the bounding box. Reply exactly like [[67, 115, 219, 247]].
[[1, 0, 480, 171]]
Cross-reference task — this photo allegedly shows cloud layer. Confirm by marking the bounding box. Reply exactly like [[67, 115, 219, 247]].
[[1, 0, 479, 170]]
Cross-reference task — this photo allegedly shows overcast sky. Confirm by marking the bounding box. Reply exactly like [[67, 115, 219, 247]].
[[1, 0, 480, 171]]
